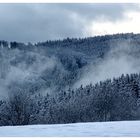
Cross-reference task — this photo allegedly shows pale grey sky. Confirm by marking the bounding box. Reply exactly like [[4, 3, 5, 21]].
[[0, 3, 140, 42]]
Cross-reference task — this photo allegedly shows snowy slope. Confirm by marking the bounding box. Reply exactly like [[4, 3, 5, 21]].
[[0, 121, 140, 137]]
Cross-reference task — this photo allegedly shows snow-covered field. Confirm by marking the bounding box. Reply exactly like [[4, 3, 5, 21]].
[[0, 121, 140, 137]]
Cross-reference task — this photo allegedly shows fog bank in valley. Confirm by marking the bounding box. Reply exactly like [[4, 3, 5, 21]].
[[74, 41, 140, 88]]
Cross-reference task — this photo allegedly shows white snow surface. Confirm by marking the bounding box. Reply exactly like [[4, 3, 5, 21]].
[[0, 121, 140, 137]]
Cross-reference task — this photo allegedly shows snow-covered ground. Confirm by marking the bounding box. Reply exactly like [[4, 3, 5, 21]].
[[0, 121, 140, 137]]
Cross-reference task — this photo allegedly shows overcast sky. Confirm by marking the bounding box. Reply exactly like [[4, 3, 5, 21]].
[[0, 3, 140, 43]]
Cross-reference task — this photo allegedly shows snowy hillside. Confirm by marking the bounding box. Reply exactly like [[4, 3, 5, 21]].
[[0, 121, 140, 137]]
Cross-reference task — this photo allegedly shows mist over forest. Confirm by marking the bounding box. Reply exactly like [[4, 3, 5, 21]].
[[1, 33, 140, 125]]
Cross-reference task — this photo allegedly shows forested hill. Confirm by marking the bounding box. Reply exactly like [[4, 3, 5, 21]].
[[1, 33, 140, 126], [1, 73, 140, 125], [1, 33, 140, 91], [1, 33, 140, 56]]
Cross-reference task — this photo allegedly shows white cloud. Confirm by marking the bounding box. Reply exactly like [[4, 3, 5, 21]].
[[90, 6, 140, 36]]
